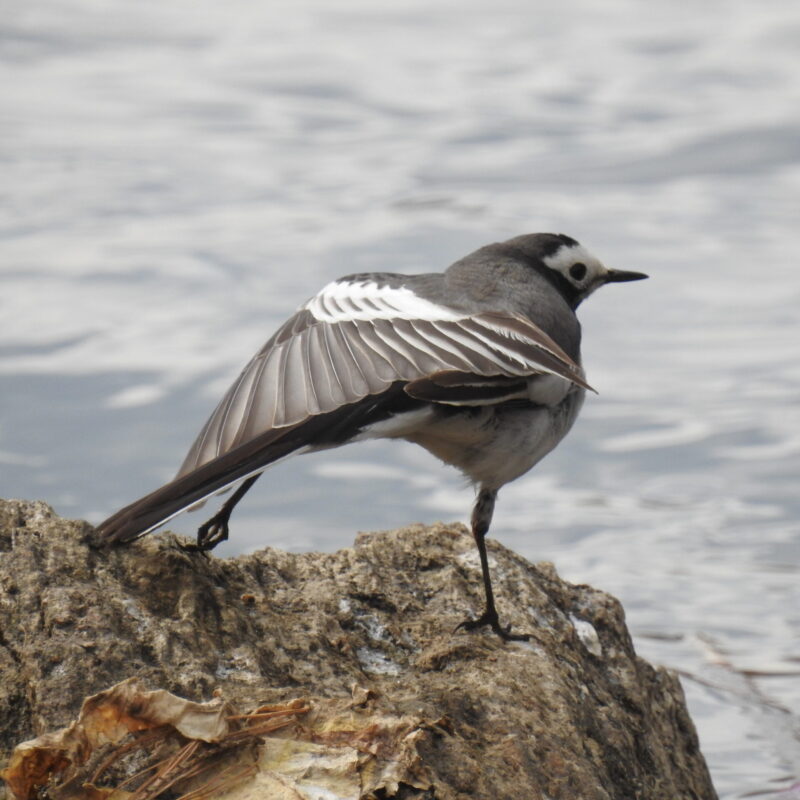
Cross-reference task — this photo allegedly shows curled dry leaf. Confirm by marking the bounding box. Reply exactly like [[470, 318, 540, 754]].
[[0, 678, 310, 800]]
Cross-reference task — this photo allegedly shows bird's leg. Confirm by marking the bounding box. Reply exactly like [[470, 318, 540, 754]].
[[182, 474, 260, 552], [455, 488, 530, 642]]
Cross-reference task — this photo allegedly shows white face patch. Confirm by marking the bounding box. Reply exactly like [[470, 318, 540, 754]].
[[305, 280, 464, 323], [542, 243, 608, 295]]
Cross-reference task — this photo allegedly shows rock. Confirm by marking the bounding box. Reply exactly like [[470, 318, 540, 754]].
[[0, 498, 717, 799]]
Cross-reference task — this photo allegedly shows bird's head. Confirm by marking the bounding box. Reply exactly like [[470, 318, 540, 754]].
[[505, 233, 648, 308]]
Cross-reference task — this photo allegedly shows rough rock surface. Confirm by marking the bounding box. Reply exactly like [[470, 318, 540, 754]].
[[0, 498, 717, 799]]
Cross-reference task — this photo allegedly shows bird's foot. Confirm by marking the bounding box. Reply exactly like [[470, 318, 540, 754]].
[[179, 516, 230, 552], [454, 609, 530, 642]]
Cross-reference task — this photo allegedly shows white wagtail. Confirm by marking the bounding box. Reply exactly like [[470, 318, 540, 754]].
[[97, 233, 647, 640]]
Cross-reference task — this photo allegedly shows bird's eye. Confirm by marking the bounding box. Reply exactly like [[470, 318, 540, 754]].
[[569, 262, 587, 281]]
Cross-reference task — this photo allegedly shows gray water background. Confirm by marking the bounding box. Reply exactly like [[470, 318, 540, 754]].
[[2, 1, 799, 795]]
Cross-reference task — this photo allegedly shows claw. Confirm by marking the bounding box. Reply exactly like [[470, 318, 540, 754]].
[[454, 610, 530, 642], [178, 474, 259, 553], [179, 517, 230, 552]]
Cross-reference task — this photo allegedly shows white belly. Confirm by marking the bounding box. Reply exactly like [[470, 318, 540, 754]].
[[364, 388, 585, 490]]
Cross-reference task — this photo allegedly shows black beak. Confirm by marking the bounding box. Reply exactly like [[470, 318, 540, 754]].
[[604, 268, 649, 283]]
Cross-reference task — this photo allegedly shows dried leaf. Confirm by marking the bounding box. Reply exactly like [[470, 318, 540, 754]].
[[1, 678, 230, 800]]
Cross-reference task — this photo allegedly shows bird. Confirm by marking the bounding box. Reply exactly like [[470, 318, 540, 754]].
[[96, 233, 647, 640]]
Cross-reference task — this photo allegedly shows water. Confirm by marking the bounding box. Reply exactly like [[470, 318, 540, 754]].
[[2, 1, 799, 795]]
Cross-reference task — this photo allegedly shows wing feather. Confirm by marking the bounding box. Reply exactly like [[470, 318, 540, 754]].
[[335, 321, 386, 394], [315, 323, 348, 410], [385, 319, 449, 375], [368, 318, 424, 375], [284, 333, 313, 423], [352, 320, 400, 380], [430, 320, 522, 374], [326, 323, 371, 398], [407, 320, 476, 367], [301, 323, 321, 416], [261, 343, 288, 432], [306, 324, 339, 413], [458, 318, 581, 381]]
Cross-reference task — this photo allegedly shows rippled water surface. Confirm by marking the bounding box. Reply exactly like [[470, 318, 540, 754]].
[[2, 1, 799, 795]]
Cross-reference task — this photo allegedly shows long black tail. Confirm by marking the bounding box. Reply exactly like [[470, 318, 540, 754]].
[[95, 383, 420, 545], [95, 425, 307, 544]]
